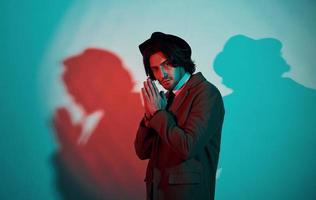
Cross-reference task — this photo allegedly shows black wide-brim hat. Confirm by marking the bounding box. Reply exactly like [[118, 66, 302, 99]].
[[139, 32, 191, 56]]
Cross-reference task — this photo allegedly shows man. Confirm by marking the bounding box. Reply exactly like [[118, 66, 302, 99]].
[[134, 32, 225, 200]]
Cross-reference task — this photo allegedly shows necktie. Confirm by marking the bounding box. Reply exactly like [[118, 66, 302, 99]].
[[166, 91, 175, 110]]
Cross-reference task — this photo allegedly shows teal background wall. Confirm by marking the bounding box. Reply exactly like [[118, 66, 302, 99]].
[[1, 0, 315, 199], [1, 1, 73, 200]]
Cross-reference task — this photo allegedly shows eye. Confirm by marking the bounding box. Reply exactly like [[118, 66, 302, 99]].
[[164, 64, 173, 70], [165, 61, 172, 66]]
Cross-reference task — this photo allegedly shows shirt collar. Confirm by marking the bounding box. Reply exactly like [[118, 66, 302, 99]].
[[173, 72, 191, 96]]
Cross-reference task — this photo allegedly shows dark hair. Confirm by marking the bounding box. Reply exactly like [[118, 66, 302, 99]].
[[142, 42, 196, 80]]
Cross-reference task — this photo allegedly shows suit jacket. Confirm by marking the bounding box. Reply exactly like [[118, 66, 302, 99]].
[[134, 72, 225, 200]]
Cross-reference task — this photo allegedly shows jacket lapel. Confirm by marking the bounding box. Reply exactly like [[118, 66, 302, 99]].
[[169, 72, 205, 114], [170, 89, 189, 113]]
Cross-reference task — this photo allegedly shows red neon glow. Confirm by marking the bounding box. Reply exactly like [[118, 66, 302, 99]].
[[53, 48, 146, 199]]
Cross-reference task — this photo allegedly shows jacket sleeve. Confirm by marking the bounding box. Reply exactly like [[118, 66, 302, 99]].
[[134, 118, 156, 160], [149, 89, 224, 160]]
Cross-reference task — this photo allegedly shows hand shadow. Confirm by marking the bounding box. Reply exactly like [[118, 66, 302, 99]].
[[51, 48, 145, 200]]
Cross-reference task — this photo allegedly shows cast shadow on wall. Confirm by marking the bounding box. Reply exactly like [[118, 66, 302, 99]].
[[214, 35, 316, 200], [51, 48, 146, 200]]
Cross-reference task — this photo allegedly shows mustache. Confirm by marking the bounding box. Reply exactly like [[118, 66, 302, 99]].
[[160, 77, 170, 82]]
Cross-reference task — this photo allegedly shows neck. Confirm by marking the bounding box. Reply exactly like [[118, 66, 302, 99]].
[[172, 72, 190, 92]]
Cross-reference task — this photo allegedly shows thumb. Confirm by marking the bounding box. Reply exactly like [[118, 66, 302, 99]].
[[160, 91, 167, 101]]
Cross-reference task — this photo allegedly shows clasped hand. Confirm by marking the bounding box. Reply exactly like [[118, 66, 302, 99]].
[[141, 78, 167, 118]]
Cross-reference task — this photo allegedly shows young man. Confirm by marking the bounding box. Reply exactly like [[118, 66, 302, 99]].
[[134, 32, 225, 200]]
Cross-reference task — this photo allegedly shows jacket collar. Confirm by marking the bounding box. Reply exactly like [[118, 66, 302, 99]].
[[173, 72, 191, 96], [168, 72, 205, 113]]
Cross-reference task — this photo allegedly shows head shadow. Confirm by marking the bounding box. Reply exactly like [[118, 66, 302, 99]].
[[214, 35, 316, 199], [214, 35, 290, 92], [62, 48, 136, 114]]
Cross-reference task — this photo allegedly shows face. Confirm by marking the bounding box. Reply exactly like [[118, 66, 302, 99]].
[[149, 51, 185, 91]]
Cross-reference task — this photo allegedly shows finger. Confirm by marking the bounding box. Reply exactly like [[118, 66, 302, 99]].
[[141, 87, 149, 102], [146, 79, 156, 98], [141, 88, 151, 113], [152, 81, 160, 97], [143, 81, 153, 99], [148, 79, 157, 98]]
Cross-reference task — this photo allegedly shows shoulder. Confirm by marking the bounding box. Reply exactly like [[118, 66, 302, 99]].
[[189, 73, 222, 99]]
